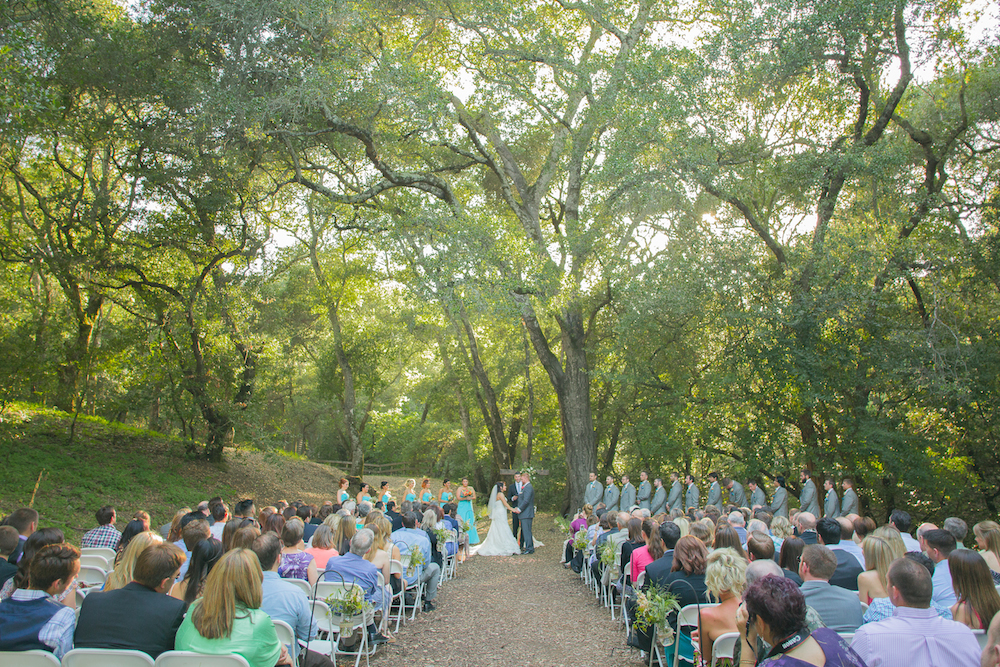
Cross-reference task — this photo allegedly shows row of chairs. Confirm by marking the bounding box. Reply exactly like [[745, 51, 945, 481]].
[[0, 648, 251, 666]]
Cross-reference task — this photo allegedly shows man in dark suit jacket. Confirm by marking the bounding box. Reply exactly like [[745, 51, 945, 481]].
[[797, 512, 819, 545], [0, 527, 19, 588], [642, 521, 682, 591], [74, 542, 187, 658], [816, 517, 863, 591], [507, 473, 522, 546]]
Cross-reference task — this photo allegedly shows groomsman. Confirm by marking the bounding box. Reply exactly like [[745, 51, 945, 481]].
[[823, 479, 839, 518], [799, 470, 821, 516], [637, 472, 652, 511], [725, 478, 747, 508], [650, 478, 666, 515], [667, 473, 683, 511], [684, 474, 700, 511], [706, 472, 723, 512], [841, 479, 859, 516], [604, 475, 620, 513], [620, 475, 636, 511], [584, 472, 603, 508], [747, 479, 766, 509]]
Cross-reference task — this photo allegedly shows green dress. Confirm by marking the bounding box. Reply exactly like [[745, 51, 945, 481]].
[[175, 603, 281, 667]]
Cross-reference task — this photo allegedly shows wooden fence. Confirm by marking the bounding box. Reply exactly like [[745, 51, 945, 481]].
[[315, 460, 408, 476]]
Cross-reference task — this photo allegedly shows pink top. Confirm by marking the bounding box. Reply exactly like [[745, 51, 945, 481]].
[[304, 547, 339, 570], [631, 545, 654, 583], [571, 516, 588, 533]]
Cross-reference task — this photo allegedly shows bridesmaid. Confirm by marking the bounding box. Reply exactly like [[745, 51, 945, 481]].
[[357, 483, 373, 504], [337, 478, 351, 504], [438, 479, 454, 503], [379, 481, 392, 505], [403, 479, 417, 502], [456, 477, 479, 545], [420, 479, 433, 503]]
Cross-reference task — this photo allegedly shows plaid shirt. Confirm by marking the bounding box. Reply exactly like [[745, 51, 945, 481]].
[[80, 523, 121, 550], [10, 588, 76, 659]]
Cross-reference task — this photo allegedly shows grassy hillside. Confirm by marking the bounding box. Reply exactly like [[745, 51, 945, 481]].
[[0, 404, 455, 543]]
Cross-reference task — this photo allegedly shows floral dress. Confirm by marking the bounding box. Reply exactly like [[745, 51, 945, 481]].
[[278, 551, 314, 581]]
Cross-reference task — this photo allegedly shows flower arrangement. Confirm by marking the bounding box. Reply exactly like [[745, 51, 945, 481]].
[[598, 540, 616, 567], [572, 529, 588, 551], [633, 585, 680, 644], [459, 518, 473, 532], [405, 545, 425, 576], [434, 527, 451, 546], [325, 585, 372, 621], [554, 516, 572, 535]]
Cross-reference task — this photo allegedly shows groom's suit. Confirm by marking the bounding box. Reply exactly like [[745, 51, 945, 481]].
[[507, 481, 521, 545], [516, 481, 535, 553]]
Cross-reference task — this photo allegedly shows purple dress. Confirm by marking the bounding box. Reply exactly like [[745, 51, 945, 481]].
[[278, 551, 314, 581], [762, 628, 868, 666]]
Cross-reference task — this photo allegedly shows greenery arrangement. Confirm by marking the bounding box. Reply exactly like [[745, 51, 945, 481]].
[[405, 546, 425, 577], [325, 586, 372, 621], [434, 527, 452, 547], [633, 586, 681, 643], [459, 518, 473, 533], [598, 540, 616, 568], [572, 529, 589, 551]]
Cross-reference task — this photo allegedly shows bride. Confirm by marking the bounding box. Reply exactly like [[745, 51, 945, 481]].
[[476, 481, 522, 556]]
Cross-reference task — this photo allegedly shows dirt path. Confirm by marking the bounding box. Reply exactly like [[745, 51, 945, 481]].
[[368, 514, 644, 667]]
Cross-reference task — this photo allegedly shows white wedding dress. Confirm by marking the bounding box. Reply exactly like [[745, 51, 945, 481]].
[[475, 486, 522, 556]]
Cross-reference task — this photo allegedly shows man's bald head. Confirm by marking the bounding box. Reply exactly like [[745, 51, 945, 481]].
[[798, 512, 816, 530]]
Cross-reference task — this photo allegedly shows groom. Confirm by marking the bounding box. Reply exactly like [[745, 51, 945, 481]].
[[512, 471, 535, 554]]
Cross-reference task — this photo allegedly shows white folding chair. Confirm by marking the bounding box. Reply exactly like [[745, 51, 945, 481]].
[[974, 629, 988, 650], [859, 601, 869, 615], [76, 565, 109, 587], [81, 547, 117, 561], [285, 577, 313, 598], [673, 603, 719, 667], [273, 619, 297, 667], [388, 559, 407, 632], [837, 632, 855, 645], [0, 650, 60, 666], [79, 554, 111, 571], [393, 544, 424, 619], [154, 652, 250, 666], [301, 599, 335, 658], [710, 632, 740, 667], [63, 648, 155, 667]]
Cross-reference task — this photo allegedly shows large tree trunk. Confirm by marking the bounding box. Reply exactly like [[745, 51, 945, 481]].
[[54, 289, 103, 412], [518, 297, 596, 512]]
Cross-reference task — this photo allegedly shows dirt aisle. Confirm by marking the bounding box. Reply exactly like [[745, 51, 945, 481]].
[[368, 515, 643, 667]]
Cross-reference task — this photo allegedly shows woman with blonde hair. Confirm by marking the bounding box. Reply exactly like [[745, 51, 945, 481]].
[[333, 515, 357, 555], [673, 517, 690, 538], [166, 509, 191, 544], [974, 521, 1000, 583], [872, 524, 907, 559], [857, 535, 901, 604], [364, 516, 398, 613], [770, 515, 795, 540], [104, 531, 163, 592], [403, 479, 417, 502], [697, 547, 748, 664], [174, 549, 291, 666], [304, 524, 340, 570]]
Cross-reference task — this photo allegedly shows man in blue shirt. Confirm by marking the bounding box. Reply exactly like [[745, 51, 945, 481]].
[[322, 530, 389, 647], [251, 533, 335, 667], [390, 512, 441, 611]]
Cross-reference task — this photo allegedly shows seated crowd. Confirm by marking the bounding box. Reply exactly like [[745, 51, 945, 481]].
[[0, 482, 466, 665], [564, 472, 1000, 667]]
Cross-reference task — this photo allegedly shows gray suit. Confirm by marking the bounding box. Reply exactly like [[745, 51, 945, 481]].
[[583, 480, 603, 508], [604, 484, 620, 512], [729, 481, 747, 508], [769, 486, 789, 518], [750, 486, 766, 508], [800, 479, 821, 516], [841, 488, 859, 516], [637, 480, 652, 510], [650, 485, 666, 515], [685, 483, 699, 510], [620, 483, 636, 510], [824, 488, 839, 518], [516, 481, 535, 551], [667, 481, 682, 511], [706, 481, 723, 511], [799, 580, 864, 632]]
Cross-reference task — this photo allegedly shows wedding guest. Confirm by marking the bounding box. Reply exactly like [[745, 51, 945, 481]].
[[74, 542, 186, 659], [697, 547, 747, 664], [856, 535, 900, 604], [304, 525, 340, 570], [0, 527, 18, 588], [115, 519, 147, 560], [334, 515, 357, 555], [174, 548, 292, 666], [948, 549, 1000, 630], [170, 538, 224, 605], [5, 508, 39, 563], [81, 506, 121, 551], [974, 521, 1000, 584], [630, 519, 665, 584], [278, 518, 318, 586], [104, 531, 162, 592], [0, 528, 71, 603], [778, 536, 805, 585], [230, 525, 261, 551], [0, 543, 80, 659], [714, 525, 748, 560], [736, 575, 861, 667]]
